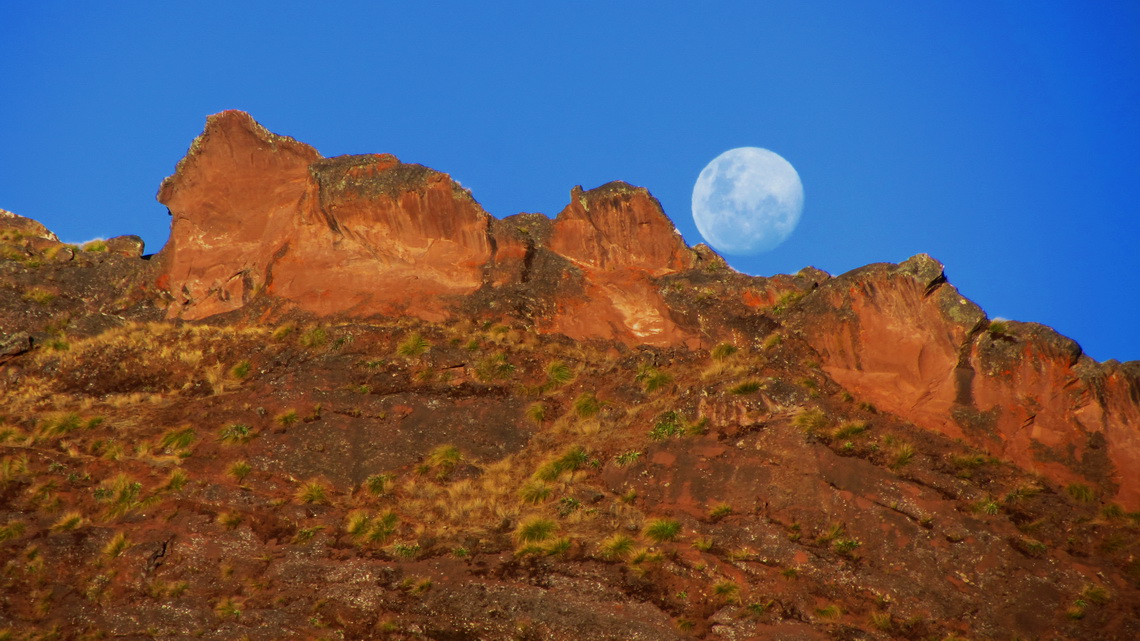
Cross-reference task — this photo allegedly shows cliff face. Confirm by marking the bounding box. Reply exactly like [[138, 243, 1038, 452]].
[[151, 111, 1140, 509], [790, 255, 1140, 509], [3, 112, 1140, 640], [156, 111, 695, 342]]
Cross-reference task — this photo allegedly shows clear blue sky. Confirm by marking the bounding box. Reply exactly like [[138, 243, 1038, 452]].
[[2, 2, 1138, 361]]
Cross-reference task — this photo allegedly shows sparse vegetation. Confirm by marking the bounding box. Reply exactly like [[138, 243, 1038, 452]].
[[515, 517, 557, 544], [296, 479, 330, 505], [711, 343, 738, 360], [644, 518, 681, 543], [729, 379, 763, 395], [572, 392, 601, 418], [397, 333, 430, 357], [219, 423, 254, 445]]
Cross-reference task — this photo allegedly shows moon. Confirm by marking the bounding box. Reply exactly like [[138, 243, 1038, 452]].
[[691, 147, 804, 255]]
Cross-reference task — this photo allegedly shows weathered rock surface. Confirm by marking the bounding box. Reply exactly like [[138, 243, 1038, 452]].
[[156, 112, 694, 343], [790, 254, 1140, 508]]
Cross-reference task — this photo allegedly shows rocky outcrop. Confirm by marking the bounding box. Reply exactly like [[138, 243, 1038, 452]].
[[156, 111, 695, 342], [791, 254, 1140, 508], [0, 209, 59, 242], [544, 183, 698, 345]]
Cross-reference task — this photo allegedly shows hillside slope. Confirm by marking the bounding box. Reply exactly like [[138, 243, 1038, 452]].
[[0, 114, 1137, 640]]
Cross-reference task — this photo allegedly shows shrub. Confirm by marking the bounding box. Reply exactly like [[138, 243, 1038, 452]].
[[644, 518, 681, 543], [515, 517, 557, 544], [396, 333, 430, 357]]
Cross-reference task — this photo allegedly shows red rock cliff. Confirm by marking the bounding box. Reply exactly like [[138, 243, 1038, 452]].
[[156, 111, 698, 341], [791, 254, 1140, 508]]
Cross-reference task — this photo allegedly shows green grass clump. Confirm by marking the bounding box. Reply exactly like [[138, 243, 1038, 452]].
[[988, 319, 1011, 336], [890, 442, 915, 468], [526, 402, 546, 425], [51, 511, 86, 532], [218, 423, 254, 445], [519, 480, 553, 504], [644, 518, 681, 543], [426, 444, 461, 478], [546, 360, 575, 386], [708, 504, 733, 521], [637, 365, 673, 393], [534, 446, 589, 481], [230, 361, 251, 379], [515, 517, 557, 544], [729, 380, 763, 395], [159, 427, 197, 454], [300, 327, 328, 348], [475, 352, 516, 381], [82, 239, 108, 252], [793, 408, 828, 435], [396, 333, 430, 357], [38, 413, 83, 438], [615, 450, 642, 467], [573, 392, 601, 418], [296, 479, 330, 505], [1066, 483, 1096, 503], [0, 520, 26, 542], [713, 581, 740, 603], [363, 473, 393, 496], [831, 420, 868, 439], [711, 343, 738, 360], [228, 461, 252, 482], [649, 411, 685, 440], [276, 410, 299, 427], [599, 533, 636, 561]]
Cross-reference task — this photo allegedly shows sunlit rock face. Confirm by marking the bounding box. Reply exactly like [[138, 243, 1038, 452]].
[[789, 254, 1140, 509], [152, 111, 1140, 509], [156, 111, 698, 342]]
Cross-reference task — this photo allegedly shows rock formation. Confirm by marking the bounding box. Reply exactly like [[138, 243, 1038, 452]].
[[1, 112, 1139, 639]]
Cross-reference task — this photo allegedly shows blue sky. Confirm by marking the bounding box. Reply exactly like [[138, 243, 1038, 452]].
[[2, 2, 1138, 361]]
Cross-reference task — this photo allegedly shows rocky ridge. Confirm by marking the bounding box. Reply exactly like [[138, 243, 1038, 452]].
[[0, 112, 1137, 640]]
